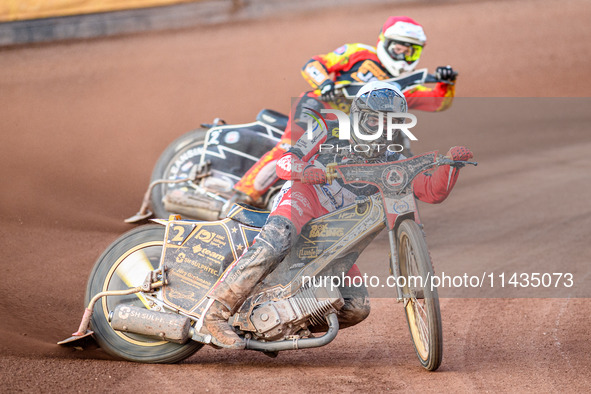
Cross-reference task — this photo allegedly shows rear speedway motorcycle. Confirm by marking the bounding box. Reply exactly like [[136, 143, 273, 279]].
[[126, 69, 444, 223], [60, 151, 476, 371]]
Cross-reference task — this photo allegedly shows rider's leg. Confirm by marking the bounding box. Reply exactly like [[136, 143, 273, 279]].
[[204, 183, 327, 348], [337, 264, 371, 328], [232, 142, 289, 204], [204, 214, 296, 348]]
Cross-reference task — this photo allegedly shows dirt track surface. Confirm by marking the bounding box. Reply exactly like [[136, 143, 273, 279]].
[[1, 0, 590, 391]]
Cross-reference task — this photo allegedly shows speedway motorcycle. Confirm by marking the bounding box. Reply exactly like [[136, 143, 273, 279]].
[[60, 151, 476, 371], [126, 69, 446, 223]]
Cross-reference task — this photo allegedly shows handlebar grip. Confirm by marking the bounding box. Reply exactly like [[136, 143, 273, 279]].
[[426, 73, 456, 85]]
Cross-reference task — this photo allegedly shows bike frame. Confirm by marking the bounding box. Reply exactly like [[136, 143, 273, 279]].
[[197, 120, 284, 191]]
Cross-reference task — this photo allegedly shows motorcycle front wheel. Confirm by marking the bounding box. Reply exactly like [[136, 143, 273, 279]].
[[397, 219, 443, 371], [150, 128, 208, 219], [86, 225, 203, 363]]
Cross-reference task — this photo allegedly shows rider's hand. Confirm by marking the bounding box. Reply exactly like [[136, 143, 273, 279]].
[[436, 66, 457, 82], [319, 80, 336, 102], [446, 146, 473, 161], [301, 165, 327, 184]]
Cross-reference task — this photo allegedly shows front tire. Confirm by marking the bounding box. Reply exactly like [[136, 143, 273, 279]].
[[397, 220, 443, 371], [150, 128, 208, 219], [86, 225, 203, 363]]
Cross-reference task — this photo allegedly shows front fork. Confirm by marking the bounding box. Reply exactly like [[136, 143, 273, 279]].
[[387, 228, 405, 302]]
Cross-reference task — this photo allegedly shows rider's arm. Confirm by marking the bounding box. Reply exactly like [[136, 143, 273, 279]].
[[412, 165, 460, 204], [275, 119, 330, 181], [301, 43, 381, 89], [404, 82, 455, 112], [413, 146, 472, 204], [276, 153, 327, 184], [276, 153, 307, 181], [301, 58, 332, 90]]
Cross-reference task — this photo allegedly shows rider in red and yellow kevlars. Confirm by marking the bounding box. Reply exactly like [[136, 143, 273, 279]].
[[230, 16, 457, 206]]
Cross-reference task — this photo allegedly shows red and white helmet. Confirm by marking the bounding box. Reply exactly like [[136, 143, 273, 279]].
[[377, 16, 427, 77]]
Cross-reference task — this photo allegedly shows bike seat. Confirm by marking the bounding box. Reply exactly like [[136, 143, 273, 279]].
[[256, 109, 288, 131], [227, 203, 269, 228]]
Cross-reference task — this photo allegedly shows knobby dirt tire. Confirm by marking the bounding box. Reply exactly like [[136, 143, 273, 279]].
[[86, 225, 203, 363], [397, 220, 443, 371], [150, 128, 208, 219]]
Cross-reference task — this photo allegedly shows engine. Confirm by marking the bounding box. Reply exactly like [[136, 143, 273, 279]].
[[248, 284, 344, 341]]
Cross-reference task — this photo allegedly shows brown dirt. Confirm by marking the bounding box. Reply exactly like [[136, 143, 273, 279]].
[[1, 0, 590, 392]]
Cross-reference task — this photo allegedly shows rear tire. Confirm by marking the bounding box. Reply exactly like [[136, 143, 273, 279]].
[[150, 128, 208, 219], [397, 220, 442, 371], [86, 225, 203, 363]]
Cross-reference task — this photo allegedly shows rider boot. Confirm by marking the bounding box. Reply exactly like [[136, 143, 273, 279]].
[[204, 215, 297, 348], [204, 299, 245, 349], [310, 285, 371, 333]]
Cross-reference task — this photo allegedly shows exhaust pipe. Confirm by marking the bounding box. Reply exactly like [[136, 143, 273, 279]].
[[245, 313, 339, 352], [163, 190, 223, 221], [109, 305, 192, 344]]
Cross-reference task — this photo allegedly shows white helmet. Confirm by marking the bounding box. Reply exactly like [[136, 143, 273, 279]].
[[349, 81, 408, 159], [377, 16, 427, 77]]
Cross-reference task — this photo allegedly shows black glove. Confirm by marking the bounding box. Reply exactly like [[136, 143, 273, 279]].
[[435, 66, 457, 82], [319, 80, 336, 101]]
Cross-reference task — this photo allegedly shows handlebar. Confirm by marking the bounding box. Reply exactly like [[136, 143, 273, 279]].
[[322, 69, 455, 100], [325, 156, 477, 184], [436, 157, 478, 168]]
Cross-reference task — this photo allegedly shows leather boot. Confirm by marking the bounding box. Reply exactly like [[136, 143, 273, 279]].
[[204, 215, 297, 347], [310, 280, 371, 333], [309, 296, 371, 333], [203, 300, 245, 349]]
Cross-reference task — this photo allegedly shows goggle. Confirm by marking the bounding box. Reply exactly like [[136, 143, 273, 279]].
[[387, 40, 423, 63], [360, 112, 404, 135]]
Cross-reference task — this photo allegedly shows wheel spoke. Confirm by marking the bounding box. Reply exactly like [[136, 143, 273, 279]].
[[101, 240, 164, 345], [415, 297, 427, 316], [113, 249, 156, 308], [416, 303, 430, 346]]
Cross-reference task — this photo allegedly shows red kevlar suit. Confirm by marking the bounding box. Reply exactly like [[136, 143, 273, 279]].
[[209, 118, 464, 337], [266, 118, 461, 307]]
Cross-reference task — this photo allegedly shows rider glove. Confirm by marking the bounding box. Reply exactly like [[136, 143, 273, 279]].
[[319, 80, 336, 102], [301, 165, 327, 184], [436, 66, 458, 82], [447, 146, 473, 161]]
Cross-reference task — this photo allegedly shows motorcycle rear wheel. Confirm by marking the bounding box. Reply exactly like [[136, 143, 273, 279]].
[[150, 128, 208, 219], [397, 220, 443, 371], [86, 225, 203, 363]]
